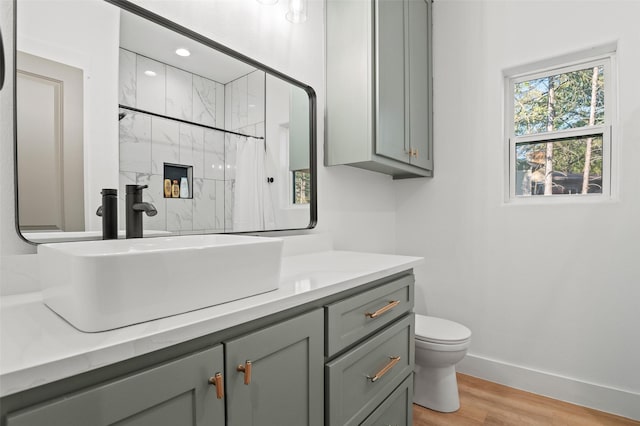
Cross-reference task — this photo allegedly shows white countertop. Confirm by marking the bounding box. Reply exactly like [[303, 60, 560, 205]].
[[0, 250, 422, 398]]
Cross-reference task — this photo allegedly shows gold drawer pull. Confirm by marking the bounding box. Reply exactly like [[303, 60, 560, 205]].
[[208, 372, 224, 399], [368, 356, 401, 383], [365, 300, 400, 319], [237, 360, 252, 385]]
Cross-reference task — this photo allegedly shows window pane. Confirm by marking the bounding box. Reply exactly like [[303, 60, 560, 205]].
[[293, 169, 311, 204], [515, 136, 603, 196], [514, 66, 604, 136]]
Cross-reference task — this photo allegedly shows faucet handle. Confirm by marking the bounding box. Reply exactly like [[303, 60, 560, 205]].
[[125, 184, 149, 193]]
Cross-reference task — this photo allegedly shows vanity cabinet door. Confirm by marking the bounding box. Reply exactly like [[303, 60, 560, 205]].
[[6, 345, 225, 426], [224, 309, 324, 426]]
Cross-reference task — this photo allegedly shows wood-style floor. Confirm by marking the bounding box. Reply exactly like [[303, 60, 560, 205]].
[[413, 374, 639, 426]]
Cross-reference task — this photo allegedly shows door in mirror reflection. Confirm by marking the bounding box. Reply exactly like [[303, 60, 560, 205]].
[[17, 52, 85, 232]]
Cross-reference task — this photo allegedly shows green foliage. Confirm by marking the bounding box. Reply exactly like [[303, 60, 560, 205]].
[[514, 66, 604, 136], [516, 137, 603, 175], [293, 170, 311, 204]]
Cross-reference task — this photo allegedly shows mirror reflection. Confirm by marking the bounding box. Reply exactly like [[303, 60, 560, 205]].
[[16, 0, 314, 243]]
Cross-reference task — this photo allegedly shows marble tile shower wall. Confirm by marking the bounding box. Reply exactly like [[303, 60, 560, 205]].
[[117, 48, 265, 233]]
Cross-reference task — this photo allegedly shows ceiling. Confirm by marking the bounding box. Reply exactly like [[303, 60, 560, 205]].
[[119, 10, 256, 84]]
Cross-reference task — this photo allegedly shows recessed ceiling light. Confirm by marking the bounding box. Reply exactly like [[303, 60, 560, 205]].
[[175, 48, 191, 57], [144, 70, 157, 77]]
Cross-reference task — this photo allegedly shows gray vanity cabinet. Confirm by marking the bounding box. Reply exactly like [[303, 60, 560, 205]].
[[1, 273, 416, 426], [3, 310, 323, 426], [6, 345, 225, 426], [326, 0, 433, 178], [224, 308, 324, 426], [324, 274, 415, 426]]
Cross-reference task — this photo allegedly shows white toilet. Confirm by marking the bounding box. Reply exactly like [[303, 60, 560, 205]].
[[414, 314, 472, 412]]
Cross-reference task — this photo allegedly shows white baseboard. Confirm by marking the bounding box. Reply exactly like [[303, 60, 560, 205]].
[[457, 353, 640, 421]]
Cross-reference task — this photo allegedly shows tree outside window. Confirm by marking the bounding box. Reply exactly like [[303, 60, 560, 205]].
[[293, 169, 310, 204]]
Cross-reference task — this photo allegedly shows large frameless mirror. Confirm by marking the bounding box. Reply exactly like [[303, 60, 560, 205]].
[[14, 0, 316, 243]]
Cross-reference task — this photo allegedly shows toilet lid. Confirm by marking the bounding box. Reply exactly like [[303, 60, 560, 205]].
[[415, 315, 471, 344]]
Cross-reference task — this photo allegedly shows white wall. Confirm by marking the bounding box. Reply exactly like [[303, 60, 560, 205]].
[[1, 0, 39, 295], [1, 0, 398, 293], [395, 0, 640, 419]]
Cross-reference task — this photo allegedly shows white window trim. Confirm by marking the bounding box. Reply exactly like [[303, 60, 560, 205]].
[[504, 46, 618, 204]]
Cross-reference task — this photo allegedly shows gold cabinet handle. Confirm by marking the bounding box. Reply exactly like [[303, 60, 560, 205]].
[[367, 356, 401, 383], [208, 372, 224, 399], [365, 300, 400, 319], [237, 360, 252, 385]]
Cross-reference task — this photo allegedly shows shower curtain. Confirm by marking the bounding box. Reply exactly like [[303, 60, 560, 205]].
[[232, 136, 275, 232]]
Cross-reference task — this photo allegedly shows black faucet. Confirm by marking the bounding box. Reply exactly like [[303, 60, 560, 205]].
[[125, 185, 157, 239], [96, 188, 118, 240]]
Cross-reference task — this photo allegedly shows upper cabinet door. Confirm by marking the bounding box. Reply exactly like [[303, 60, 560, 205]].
[[375, 0, 408, 163], [224, 309, 324, 426], [408, 0, 433, 170]]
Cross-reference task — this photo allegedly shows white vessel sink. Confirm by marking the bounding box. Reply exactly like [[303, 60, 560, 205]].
[[38, 235, 283, 332]]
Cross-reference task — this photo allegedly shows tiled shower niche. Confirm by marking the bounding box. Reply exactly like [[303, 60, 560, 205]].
[[118, 48, 265, 234], [164, 163, 193, 199]]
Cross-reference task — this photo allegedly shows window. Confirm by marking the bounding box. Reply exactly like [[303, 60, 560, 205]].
[[506, 48, 615, 200], [292, 169, 311, 205]]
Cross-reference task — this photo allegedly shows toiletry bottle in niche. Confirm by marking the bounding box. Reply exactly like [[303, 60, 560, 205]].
[[164, 179, 172, 198], [180, 177, 189, 198], [171, 179, 180, 198]]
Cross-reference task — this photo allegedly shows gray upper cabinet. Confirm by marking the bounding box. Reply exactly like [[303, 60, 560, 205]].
[[326, 0, 433, 178], [6, 345, 225, 426], [224, 309, 324, 426]]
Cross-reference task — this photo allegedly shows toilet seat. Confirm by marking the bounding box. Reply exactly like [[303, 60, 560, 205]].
[[415, 315, 471, 345]]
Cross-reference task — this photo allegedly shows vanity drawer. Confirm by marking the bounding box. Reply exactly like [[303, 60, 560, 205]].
[[360, 374, 413, 426], [325, 273, 414, 357], [326, 314, 415, 426]]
